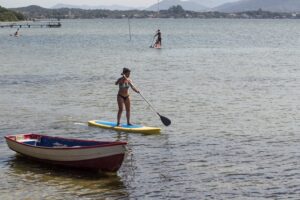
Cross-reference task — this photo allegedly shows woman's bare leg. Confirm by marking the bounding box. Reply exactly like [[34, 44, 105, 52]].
[[124, 97, 131, 125], [117, 96, 124, 126]]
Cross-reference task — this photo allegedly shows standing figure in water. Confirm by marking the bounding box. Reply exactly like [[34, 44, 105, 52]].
[[154, 29, 162, 48], [14, 28, 19, 37], [115, 68, 140, 126]]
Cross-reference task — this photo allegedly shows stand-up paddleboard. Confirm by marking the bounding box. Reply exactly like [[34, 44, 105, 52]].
[[151, 44, 161, 49], [88, 120, 161, 134]]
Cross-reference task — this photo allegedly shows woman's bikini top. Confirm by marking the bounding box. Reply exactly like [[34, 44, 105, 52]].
[[119, 82, 130, 89]]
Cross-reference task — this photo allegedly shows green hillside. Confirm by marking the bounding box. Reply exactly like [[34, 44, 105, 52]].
[[0, 6, 25, 21]]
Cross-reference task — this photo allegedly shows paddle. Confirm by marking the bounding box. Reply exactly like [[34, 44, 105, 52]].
[[138, 92, 171, 126], [149, 36, 155, 48], [123, 75, 171, 126]]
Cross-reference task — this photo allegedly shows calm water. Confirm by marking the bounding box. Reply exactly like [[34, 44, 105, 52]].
[[1, 19, 300, 199]]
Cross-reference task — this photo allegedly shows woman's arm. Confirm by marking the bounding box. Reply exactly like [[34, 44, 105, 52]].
[[115, 77, 122, 85], [128, 80, 140, 93]]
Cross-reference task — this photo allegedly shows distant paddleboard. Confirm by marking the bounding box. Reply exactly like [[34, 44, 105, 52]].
[[150, 46, 162, 49], [88, 120, 161, 134]]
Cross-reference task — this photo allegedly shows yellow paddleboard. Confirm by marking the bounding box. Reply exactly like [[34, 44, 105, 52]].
[[88, 120, 161, 134]]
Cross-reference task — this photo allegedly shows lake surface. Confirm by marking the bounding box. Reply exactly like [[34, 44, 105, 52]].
[[1, 19, 300, 199]]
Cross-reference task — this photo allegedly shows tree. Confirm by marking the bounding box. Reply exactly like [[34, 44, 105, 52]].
[[168, 5, 185, 14], [0, 6, 25, 21]]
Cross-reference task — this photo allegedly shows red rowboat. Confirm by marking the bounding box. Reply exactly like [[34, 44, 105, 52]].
[[5, 133, 127, 172]]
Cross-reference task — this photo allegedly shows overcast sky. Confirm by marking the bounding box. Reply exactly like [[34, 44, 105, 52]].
[[0, 0, 237, 8]]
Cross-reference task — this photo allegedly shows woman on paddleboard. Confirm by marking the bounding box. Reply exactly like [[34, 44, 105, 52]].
[[115, 68, 139, 126], [154, 29, 161, 48]]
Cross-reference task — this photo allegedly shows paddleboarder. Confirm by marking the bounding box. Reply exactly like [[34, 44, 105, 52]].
[[115, 68, 139, 126], [14, 28, 19, 37], [153, 29, 161, 48]]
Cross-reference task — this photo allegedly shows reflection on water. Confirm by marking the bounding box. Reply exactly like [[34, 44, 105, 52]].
[[6, 155, 129, 199]]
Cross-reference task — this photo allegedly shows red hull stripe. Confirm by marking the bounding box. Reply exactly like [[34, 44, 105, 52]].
[[16, 152, 125, 172]]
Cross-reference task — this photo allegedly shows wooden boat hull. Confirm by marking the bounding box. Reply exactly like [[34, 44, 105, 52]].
[[5, 134, 127, 172]]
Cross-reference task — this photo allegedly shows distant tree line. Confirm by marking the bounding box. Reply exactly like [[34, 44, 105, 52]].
[[0, 6, 25, 21], [3, 5, 300, 21]]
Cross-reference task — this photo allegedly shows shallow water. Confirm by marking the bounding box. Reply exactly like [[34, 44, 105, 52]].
[[1, 19, 300, 199]]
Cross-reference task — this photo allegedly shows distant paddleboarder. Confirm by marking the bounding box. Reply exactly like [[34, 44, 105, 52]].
[[10, 28, 19, 37], [115, 68, 139, 126], [14, 28, 19, 37], [153, 29, 162, 48]]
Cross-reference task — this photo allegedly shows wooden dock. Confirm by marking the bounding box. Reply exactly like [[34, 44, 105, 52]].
[[0, 20, 61, 28]]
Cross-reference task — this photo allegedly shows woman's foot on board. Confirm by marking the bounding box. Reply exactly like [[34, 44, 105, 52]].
[[127, 123, 133, 126]]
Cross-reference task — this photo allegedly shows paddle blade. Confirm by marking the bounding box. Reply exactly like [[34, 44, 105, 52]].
[[160, 115, 171, 126]]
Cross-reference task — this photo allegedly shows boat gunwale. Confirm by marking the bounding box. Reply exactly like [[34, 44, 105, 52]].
[[5, 133, 127, 150]]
